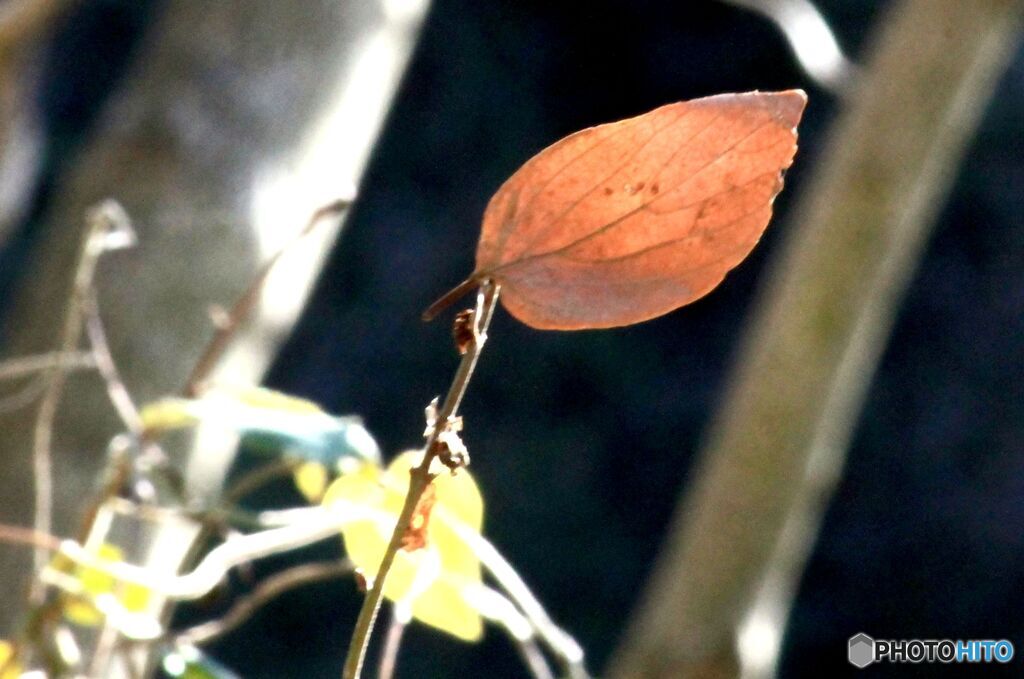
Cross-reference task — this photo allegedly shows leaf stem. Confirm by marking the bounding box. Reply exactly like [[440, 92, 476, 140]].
[[421, 275, 479, 322], [342, 279, 499, 679]]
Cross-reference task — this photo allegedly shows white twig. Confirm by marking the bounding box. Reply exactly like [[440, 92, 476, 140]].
[[517, 637, 556, 679], [464, 584, 554, 679], [447, 517, 587, 677], [55, 506, 353, 601], [723, 0, 856, 92], [376, 610, 406, 679]]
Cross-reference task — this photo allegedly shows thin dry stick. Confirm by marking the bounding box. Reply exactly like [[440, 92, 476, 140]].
[[176, 560, 353, 646], [76, 199, 350, 543], [0, 351, 95, 381], [182, 199, 349, 397], [28, 202, 125, 603], [342, 280, 499, 679], [0, 521, 62, 551], [82, 289, 142, 434], [222, 458, 304, 505], [376, 610, 406, 679], [0, 352, 95, 415]]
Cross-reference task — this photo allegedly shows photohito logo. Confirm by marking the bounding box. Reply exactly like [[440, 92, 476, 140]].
[[848, 633, 1014, 668]]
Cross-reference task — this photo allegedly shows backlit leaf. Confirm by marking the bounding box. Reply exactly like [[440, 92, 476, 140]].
[[429, 90, 806, 329]]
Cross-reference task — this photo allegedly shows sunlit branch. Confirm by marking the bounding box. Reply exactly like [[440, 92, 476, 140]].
[[448, 518, 587, 678], [342, 280, 499, 679], [55, 506, 352, 601]]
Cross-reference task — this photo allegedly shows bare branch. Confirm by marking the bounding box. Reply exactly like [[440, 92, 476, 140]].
[[29, 200, 132, 603], [182, 199, 349, 397], [0, 521, 62, 551], [376, 609, 406, 679], [0, 351, 94, 381], [82, 289, 142, 435], [175, 560, 352, 646], [342, 280, 499, 679]]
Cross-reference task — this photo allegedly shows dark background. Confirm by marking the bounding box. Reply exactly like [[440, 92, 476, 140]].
[[5, 0, 1024, 676]]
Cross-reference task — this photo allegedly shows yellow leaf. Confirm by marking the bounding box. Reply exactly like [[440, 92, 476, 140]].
[[56, 543, 153, 626], [294, 462, 330, 502], [323, 452, 484, 641], [0, 640, 21, 679], [140, 386, 323, 435], [139, 398, 199, 433]]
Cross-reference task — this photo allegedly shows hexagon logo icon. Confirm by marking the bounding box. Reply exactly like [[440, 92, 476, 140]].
[[848, 633, 875, 668]]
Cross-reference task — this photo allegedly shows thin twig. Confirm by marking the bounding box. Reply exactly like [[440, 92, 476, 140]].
[[88, 622, 119, 678], [448, 517, 587, 677], [29, 201, 127, 603], [0, 351, 95, 381], [57, 506, 351, 601], [117, 642, 143, 679], [72, 199, 349, 568], [223, 458, 303, 505], [342, 280, 499, 679], [182, 199, 349, 397], [516, 637, 555, 679], [0, 521, 62, 551], [82, 288, 142, 434], [376, 609, 407, 679], [176, 560, 353, 646], [0, 352, 95, 415]]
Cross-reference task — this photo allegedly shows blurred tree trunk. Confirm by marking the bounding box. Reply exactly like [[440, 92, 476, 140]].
[[0, 0, 426, 659], [609, 1, 1024, 677], [0, 0, 70, 242]]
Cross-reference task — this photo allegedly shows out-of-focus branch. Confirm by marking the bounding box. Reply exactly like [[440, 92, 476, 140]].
[[29, 200, 133, 603], [0, 352, 94, 381], [609, 1, 1024, 677], [722, 0, 856, 93], [182, 199, 349, 397], [0, 0, 71, 242], [174, 560, 353, 646]]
